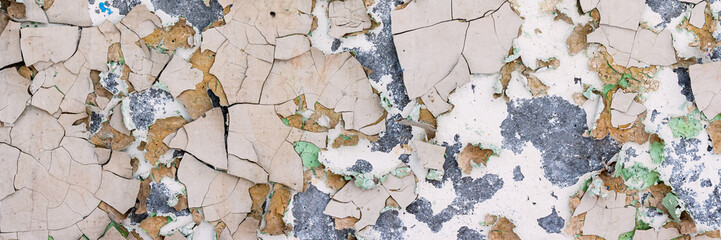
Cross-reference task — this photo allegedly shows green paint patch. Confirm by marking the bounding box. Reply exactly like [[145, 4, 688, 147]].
[[281, 118, 290, 126], [650, 141, 665, 164], [293, 141, 321, 170], [619, 230, 635, 240], [669, 112, 702, 138], [391, 167, 411, 177], [426, 169, 443, 181], [663, 193, 682, 222], [353, 173, 377, 189], [617, 162, 659, 190]]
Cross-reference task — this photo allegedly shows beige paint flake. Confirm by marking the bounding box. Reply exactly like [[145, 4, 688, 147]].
[[77, 207, 112, 240], [178, 153, 217, 208], [632, 228, 681, 240], [11, 1, 48, 23], [182, 108, 228, 170], [95, 170, 141, 213], [227, 155, 269, 184], [66, 22, 121, 73], [15, 147, 80, 209], [689, 61, 721, 118], [690, 1, 708, 28], [0, 21, 22, 69], [0, 68, 31, 124], [586, 0, 676, 67], [159, 56, 204, 97], [223, 0, 313, 45], [610, 91, 646, 128], [227, 104, 289, 171], [275, 35, 311, 60], [382, 174, 417, 208], [10, 107, 64, 159], [103, 150, 134, 179], [0, 188, 49, 232], [390, 0, 451, 34], [120, 4, 162, 38], [328, 0, 372, 38], [323, 200, 361, 219], [463, 3, 522, 74], [394, 21, 467, 99], [628, 29, 676, 67], [573, 191, 635, 240], [44, 0, 93, 26], [200, 27, 227, 52], [0, 143, 20, 200], [452, 0, 506, 20], [210, 41, 251, 104], [203, 178, 253, 222], [31, 87, 65, 115], [412, 140, 445, 170], [233, 218, 260, 240], [20, 26, 79, 68]]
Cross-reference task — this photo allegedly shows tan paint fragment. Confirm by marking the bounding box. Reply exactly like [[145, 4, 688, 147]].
[[708, 121, 721, 154], [457, 143, 494, 174], [261, 184, 291, 235]]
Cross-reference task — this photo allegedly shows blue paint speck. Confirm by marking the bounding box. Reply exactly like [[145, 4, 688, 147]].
[[99, 2, 113, 15]]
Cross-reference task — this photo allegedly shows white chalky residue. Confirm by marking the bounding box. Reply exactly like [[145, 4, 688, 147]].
[[319, 136, 404, 178], [435, 73, 508, 152], [190, 221, 217, 240]]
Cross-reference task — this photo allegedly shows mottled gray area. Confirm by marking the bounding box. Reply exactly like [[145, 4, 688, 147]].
[[151, 0, 224, 30], [347, 159, 373, 173], [110, 0, 223, 29], [457, 226, 484, 240], [645, 0, 687, 28], [110, 0, 142, 15], [101, 71, 121, 95], [513, 166, 524, 181], [407, 170, 503, 232], [537, 207, 564, 233], [663, 138, 721, 229], [291, 185, 354, 240], [674, 67, 695, 102], [501, 96, 620, 187], [146, 181, 178, 214], [371, 210, 406, 240], [126, 88, 174, 130], [89, 111, 103, 134]]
